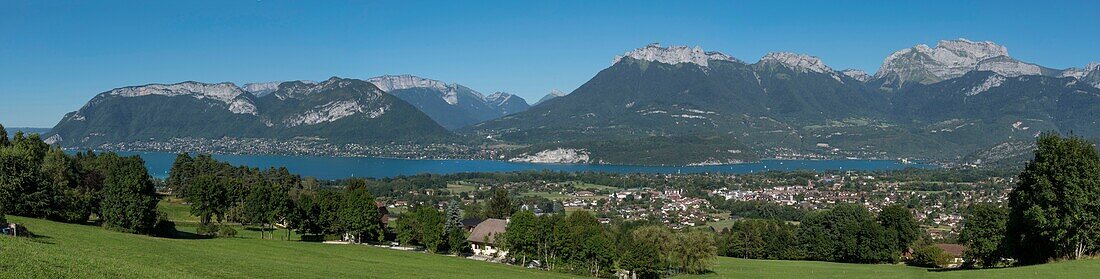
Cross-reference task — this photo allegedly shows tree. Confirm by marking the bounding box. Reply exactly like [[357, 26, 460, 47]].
[[620, 236, 661, 279], [0, 144, 50, 218], [878, 204, 921, 254], [242, 185, 276, 239], [166, 153, 193, 197], [292, 193, 325, 236], [42, 147, 95, 223], [633, 225, 676, 272], [442, 200, 467, 254], [1007, 133, 1100, 263], [798, 203, 895, 263], [415, 206, 445, 253], [0, 123, 9, 147], [505, 210, 539, 264], [674, 230, 717, 274], [959, 203, 1008, 267], [908, 244, 951, 268], [486, 189, 514, 219], [97, 154, 160, 234], [187, 175, 230, 230], [338, 187, 382, 243], [561, 211, 613, 276]]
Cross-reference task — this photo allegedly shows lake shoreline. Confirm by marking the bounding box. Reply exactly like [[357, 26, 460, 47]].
[[89, 151, 937, 180]]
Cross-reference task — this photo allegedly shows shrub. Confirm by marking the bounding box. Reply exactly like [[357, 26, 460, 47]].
[[218, 225, 238, 238], [908, 245, 951, 268]]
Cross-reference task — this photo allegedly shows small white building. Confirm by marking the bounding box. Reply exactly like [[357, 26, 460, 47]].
[[467, 218, 508, 259]]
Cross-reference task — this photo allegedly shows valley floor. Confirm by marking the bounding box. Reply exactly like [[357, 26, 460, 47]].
[[2, 216, 1097, 278]]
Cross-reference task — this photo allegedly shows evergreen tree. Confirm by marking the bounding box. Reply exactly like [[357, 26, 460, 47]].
[[442, 200, 466, 254], [485, 189, 514, 219], [0, 123, 9, 147], [166, 153, 193, 197], [1008, 133, 1100, 263]]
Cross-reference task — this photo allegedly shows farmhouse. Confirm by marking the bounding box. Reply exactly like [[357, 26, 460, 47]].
[[467, 218, 508, 259], [935, 243, 967, 268]]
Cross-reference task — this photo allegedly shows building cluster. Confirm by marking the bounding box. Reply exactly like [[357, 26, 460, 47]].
[[706, 172, 1013, 232], [89, 137, 497, 159]]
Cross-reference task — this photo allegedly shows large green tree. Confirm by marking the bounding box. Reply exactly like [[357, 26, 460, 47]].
[[485, 189, 514, 219], [1007, 133, 1100, 263], [187, 175, 230, 228], [96, 154, 160, 234], [958, 203, 1008, 267], [504, 210, 539, 264], [338, 187, 382, 243], [878, 204, 921, 254], [674, 230, 717, 274], [798, 203, 895, 263]]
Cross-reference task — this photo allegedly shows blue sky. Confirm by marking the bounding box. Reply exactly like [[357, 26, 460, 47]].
[[2, 0, 1098, 127]]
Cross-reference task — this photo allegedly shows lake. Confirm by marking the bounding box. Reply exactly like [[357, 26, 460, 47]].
[[110, 151, 934, 180]]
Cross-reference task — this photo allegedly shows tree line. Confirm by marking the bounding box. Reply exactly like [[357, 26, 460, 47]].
[[955, 133, 1100, 267], [0, 123, 171, 235], [167, 153, 386, 241], [383, 188, 717, 278], [714, 203, 922, 265]]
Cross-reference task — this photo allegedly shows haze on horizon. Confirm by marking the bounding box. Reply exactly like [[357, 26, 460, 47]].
[[2, 0, 1099, 127]]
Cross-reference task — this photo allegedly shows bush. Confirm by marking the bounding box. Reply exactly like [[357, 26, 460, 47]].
[[218, 225, 238, 238], [908, 245, 950, 268], [195, 223, 219, 236]]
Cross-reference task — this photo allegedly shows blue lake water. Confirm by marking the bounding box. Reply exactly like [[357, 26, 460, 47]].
[[110, 151, 934, 180]]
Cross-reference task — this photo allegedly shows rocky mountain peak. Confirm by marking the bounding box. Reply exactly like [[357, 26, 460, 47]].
[[841, 69, 871, 82], [760, 52, 835, 74], [612, 43, 738, 67], [875, 38, 1014, 84]]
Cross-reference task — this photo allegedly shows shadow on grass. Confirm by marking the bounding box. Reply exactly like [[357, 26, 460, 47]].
[[170, 230, 215, 240], [926, 266, 1015, 272]]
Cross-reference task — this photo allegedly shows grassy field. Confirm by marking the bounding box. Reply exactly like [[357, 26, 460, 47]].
[[682, 257, 1100, 279], [0, 216, 576, 279], [3, 216, 1098, 278]]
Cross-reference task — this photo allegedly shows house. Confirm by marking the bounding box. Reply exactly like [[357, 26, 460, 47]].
[[935, 244, 967, 268], [467, 218, 508, 258], [575, 191, 594, 197]]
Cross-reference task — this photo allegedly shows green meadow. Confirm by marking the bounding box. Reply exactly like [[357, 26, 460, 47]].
[[2, 215, 1097, 278]]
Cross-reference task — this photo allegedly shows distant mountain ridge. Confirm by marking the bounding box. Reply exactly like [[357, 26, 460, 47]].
[[47, 38, 1100, 165], [49, 77, 452, 147], [367, 75, 529, 130], [469, 40, 1100, 165]]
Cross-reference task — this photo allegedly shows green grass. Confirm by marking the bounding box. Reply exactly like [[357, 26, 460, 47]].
[[157, 198, 197, 224], [0, 216, 578, 279], [681, 257, 1100, 279], [562, 181, 618, 191], [3, 216, 1099, 278], [446, 183, 479, 194]]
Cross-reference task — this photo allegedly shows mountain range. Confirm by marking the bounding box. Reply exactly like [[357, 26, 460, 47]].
[[47, 39, 1100, 165]]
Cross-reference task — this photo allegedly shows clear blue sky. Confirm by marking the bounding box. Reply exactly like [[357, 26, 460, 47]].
[[2, 0, 1098, 127]]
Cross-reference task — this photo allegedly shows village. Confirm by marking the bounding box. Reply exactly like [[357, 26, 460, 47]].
[[374, 170, 1015, 237]]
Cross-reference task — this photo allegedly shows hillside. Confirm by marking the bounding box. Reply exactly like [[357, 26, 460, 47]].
[[469, 41, 1100, 165], [0, 216, 573, 279], [3, 216, 1099, 278], [48, 77, 454, 148]]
